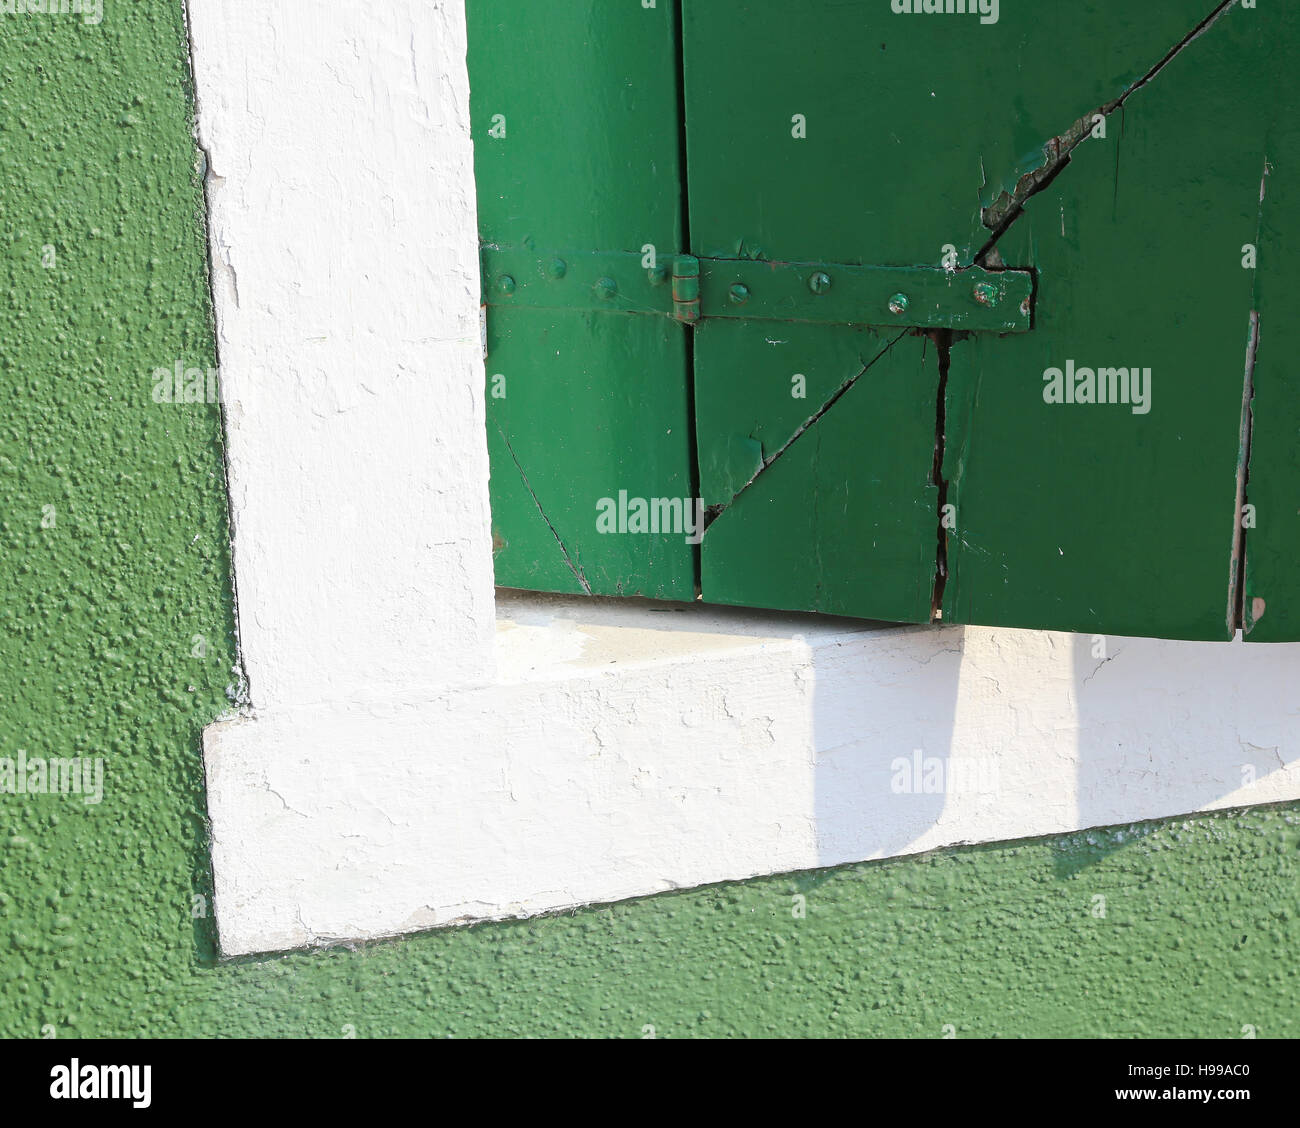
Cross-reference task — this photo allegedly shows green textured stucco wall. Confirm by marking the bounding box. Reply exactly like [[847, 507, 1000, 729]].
[[1, 3, 1298, 1040]]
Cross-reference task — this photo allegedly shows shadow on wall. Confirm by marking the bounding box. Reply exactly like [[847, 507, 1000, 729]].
[[811, 625, 964, 877], [497, 590, 1300, 883], [1062, 630, 1300, 877], [810, 623, 1300, 876]]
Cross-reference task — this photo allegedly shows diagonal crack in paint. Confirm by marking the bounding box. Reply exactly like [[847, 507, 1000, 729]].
[[960, 0, 1243, 626], [493, 421, 593, 595], [704, 329, 911, 529], [976, 0, 1241, 265]]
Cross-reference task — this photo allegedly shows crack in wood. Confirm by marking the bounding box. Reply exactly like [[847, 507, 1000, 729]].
[[493, 421, 593, 595], [929, 330, 955, 623], [976, 0, 1241, 265], [703, 329, 910, 531]]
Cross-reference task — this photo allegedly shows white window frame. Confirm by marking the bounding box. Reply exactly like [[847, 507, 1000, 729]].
[[189, 0, 1300, 957]]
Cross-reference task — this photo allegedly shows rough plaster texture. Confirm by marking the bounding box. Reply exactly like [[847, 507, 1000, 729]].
[[189, 0, 1300, 956], [0, 0, 1297, 1039], [186, 0, 497, 709]]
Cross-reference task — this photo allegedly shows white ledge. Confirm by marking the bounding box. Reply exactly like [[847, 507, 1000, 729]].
[[206, 595, 1300, 956]]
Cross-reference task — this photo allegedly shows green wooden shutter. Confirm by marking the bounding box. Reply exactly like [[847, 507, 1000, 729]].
[[467, 2, 696, 599], [469, 0, 1298, 642]]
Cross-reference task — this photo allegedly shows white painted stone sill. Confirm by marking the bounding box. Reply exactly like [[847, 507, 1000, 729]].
[[492, 588, 927, 682], [205, 590, 1300, 957]]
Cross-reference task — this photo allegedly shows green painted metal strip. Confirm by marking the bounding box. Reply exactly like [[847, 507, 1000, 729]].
[[485, 248, 1033, 332], [481, 248, 673, 318], [699, 260, 1032, 332]]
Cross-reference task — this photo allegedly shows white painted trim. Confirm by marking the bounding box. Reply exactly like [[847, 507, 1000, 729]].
[[187, 0, 497, 711], [191, 0, 1300, 957]]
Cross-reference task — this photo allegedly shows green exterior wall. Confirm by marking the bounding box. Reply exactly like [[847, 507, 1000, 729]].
[[0, 4, 1296, 1039]]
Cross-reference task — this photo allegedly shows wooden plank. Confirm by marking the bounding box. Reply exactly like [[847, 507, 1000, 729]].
[[686, 0, 1269, 635], [682, 0, 1214, 270], [468, 0, 696, 598], [698, 325, 939, 621], [485, 307, 695, 599], [942, 2, 1266, 639]]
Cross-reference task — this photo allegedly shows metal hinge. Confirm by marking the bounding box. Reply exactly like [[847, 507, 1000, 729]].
[[481, 247, 1034, 333]]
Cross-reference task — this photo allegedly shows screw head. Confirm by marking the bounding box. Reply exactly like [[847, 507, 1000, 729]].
[[547, 258, 567, 280], [497, 274, 516, 296], [648, 263, 670, 286], [808, 271, 832, 295], [729, 283, 750, 305], [595, 276, 618, 300], [973, 281, 999, 307], [888, 293, 910, 315]]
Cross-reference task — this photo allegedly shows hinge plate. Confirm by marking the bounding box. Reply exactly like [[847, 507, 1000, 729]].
[[481, 247, 1033, 333]]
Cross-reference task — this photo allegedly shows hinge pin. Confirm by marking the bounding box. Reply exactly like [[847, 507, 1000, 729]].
[[672, 255, 701, 323]]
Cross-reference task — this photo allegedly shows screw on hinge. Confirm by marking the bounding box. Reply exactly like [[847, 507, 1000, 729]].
[[972, 281, 999, 307], [595, 277, 618, 300], [808, 271, 832, 295], [547, 258, 567, 279], [497, 274, 516, 296], [728, 283, 750, 305], [888, 293, 909, 315]]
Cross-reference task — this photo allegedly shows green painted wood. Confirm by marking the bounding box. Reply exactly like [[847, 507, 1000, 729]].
[[468, 1, 696, 598], [484, 307, 695, 598], [471, 1, 1298, 639], [697, 324, 939, 621], [681, 0, 1214, 271], [683, 0, 1216, 626], [685, 0, 1283, 637], [1241, 6, 1300, 642], [941, 2, 1267, 639]]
